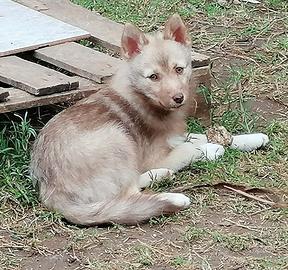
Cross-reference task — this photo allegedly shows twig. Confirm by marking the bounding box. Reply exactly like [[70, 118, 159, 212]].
[[224, 52, 260, 66], [223, 185, 275, 206], [137, 240, 168, 257], [250, 207, 271, 216], [223, 218, 260, 232]]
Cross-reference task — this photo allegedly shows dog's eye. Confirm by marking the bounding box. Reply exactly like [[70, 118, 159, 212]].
[[148, 74, 159, 81], [175, 67, 184, 74]]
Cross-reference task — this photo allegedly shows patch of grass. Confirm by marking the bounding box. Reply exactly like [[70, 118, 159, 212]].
[[134, 245, 153, 267], [0, 252, 21, 270], [211, 231, 252, 252], [149, 214, 180, 226], [186, 117, 206, 134], [196, 85, 212, 106], [205, 2, 223, 18], [275, 36, 288, 51], [171, 256, 190, 267], [219, 107, 256, 134], [264, 0, 288, 9], [184, 225, 207, 242], [262, 208, 288, 222], [72, 0, 186, 31], [241, 20, 272, 38], [71, 0, 227, 31], [248, 257, 288, 270], [85, 259, 111, 269], [210, 66, 259, 133], [0, 113, 37, 205]]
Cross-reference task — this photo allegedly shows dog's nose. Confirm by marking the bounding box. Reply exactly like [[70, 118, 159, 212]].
[[172, 93, 184, 104]]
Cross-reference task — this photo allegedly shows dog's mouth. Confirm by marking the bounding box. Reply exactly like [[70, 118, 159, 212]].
[[171, 103, 185, 109], [158, 101, 185, 111]]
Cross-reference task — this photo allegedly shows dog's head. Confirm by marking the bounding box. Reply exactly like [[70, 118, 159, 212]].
[[121, 14, 192, 111]]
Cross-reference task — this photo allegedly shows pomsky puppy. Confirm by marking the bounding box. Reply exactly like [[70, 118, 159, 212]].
[[30, 14, 268, 226]]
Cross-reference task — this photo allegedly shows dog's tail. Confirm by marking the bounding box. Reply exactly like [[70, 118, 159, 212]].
[[55, 192, 190, 226]]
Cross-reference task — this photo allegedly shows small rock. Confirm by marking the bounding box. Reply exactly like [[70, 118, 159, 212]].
[[206, 125, 233, 146]]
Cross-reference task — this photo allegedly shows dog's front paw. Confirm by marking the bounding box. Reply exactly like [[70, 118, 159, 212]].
[[199, 143, 225, 161], [231, 133, 269, 152], [139, 168, 175, 188]]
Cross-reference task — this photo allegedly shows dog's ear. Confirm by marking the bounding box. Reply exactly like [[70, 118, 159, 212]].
[[121, 23, 148, 59], [163, 14, 191, 46]]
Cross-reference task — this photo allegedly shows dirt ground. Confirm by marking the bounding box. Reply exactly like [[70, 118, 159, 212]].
[[3, 188, 287, 270], [1, 1, 287, 270]]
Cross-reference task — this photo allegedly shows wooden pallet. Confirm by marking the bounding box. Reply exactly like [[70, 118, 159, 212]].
[[0, 0, 212, 124]]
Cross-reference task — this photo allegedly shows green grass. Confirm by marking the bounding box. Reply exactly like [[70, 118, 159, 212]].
[[250, 257, 288, 270], [184, 225, 207, 242], [0, 113, 37, 205], [171, 256, 190, 267], [211, 231, 251, 252], [134, 245, 153, 267]]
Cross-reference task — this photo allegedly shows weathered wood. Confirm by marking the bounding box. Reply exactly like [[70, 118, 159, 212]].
[[0, 65, 213, 126], [192, 65, 212, 89], [15, 0, 211, 67], [191, 52, 210, 68], [0, 56, 79, 96], [0, 77, 101, 113], [0, 0, 90, 57], [15, 0, 123, 52], [0, 88, 9, 102], [188, 66, 212, 126], [34, 43, 121, 83]]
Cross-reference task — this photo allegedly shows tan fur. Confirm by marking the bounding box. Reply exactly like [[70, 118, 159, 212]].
[[30, 14, 195, 226]]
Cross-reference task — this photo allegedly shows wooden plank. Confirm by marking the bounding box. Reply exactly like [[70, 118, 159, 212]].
[[15, 0, 211, 67], [0, 0, 90, 57], [15, 0, 123, 52], [34, 42, 122, 83], [188, 66, 212, 126], [0, 66, 213, 127], [0, 88, 9, 102], [191, 52, 210, 68], [0, 77, 102, 113], [191, 66, 212, 89], [0, 56, 79, 95]]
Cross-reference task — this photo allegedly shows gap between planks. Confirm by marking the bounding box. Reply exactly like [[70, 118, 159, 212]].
[[0, 88, 10, 102]]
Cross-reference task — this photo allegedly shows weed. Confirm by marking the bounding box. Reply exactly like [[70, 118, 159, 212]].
[[0, 113, 37, 205], [248, 257, 288, 270], [211, 231, 252, 252], [134, 245, 153, 266], [264, 0, 288, 9], [171, 256, 189, 267], [184, 226, 207, 242], [187, 118, 206, 134]]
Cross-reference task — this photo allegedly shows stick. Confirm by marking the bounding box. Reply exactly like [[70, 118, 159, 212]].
[[223, 185, 275, 206]]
